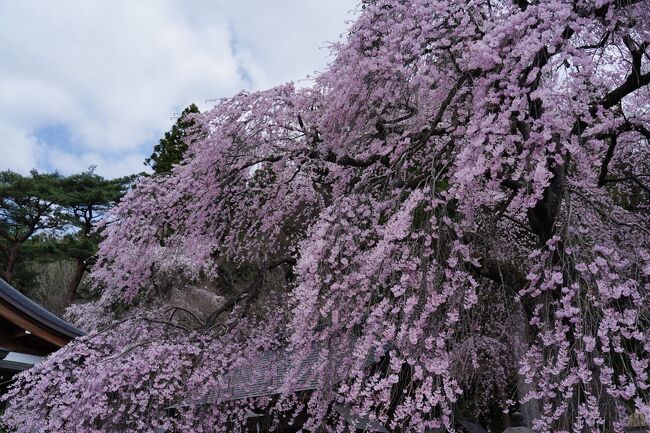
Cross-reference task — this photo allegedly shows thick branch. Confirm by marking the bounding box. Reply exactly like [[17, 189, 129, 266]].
[[597, 122, 650, 187], [527, 162, 566, 244], [319, 150, 391, 168], [593, 0, 645, 19], [602, 37, 649, 109], [514, 0, 529, 11], [204, 257, 296, 327], [598, 134, 618, 187]]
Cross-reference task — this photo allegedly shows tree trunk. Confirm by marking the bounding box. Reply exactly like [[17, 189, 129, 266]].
[[3, 244, 20, 283], [511, 300, 540, 428], [67, 259, 86, 303]]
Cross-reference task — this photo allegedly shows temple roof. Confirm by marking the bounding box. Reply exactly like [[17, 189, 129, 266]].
[[0, 278, 84, 356]]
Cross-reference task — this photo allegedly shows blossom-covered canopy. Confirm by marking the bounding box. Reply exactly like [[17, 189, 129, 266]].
[[4, 1, 649, 432]]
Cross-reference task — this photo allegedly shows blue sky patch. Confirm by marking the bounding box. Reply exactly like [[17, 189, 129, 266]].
[[33, 123, 77, 153]]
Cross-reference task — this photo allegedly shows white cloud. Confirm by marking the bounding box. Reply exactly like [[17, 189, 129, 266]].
[[45, 149, 145, 179], [0, 124, 44, 173], [0, 0, 355, 178]]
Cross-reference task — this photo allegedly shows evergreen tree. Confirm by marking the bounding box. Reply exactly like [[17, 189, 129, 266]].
[[0, 171, 66, 285], [0, 169, 134, 298], [56, 168, 135, 301], [144, 104, 200, 174]]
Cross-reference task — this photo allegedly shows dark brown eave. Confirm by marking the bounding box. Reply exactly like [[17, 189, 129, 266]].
[[0, 278, 84, 356]]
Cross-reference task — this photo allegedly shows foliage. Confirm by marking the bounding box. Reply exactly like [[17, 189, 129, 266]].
[[4, 1, 650, 432], [144, 104, 201, 174], [0, 169, 132, 301], [0, 170, 66, 285], [55, 169, 136, 300]]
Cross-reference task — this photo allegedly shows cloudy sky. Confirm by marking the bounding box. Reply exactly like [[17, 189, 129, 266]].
[[0, 1, 355, 177]]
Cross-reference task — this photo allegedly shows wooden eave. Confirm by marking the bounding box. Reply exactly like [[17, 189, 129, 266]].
[[0, 279, 84, 356]]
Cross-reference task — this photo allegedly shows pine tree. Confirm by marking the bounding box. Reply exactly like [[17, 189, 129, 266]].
[[144, 104, 200, 174], [0, 171, 66, 285]]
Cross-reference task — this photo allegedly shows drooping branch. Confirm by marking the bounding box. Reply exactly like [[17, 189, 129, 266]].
[[569, 187, 650, 235], [600, 173, 650, 190]]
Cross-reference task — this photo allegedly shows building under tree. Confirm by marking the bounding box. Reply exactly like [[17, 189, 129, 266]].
[[0, 278, 83, 403]]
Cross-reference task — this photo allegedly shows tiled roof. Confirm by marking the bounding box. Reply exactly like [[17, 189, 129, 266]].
[[174, 340, 397, 410], [170, 342, 493, 433], [177, 342, 346, 407], [225, 344, 324, 399]]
